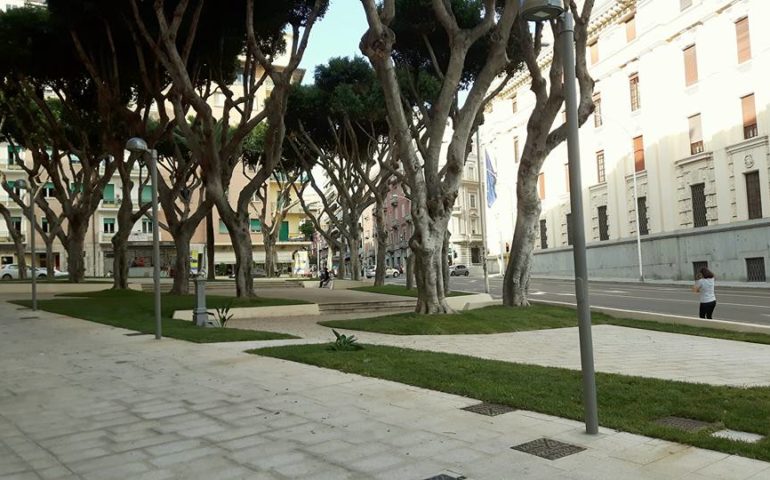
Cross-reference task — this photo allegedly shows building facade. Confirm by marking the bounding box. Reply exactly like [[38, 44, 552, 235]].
[[482, 0, 770, 282]]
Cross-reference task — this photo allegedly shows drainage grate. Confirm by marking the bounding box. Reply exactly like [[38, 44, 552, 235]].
[[511, 438, 585, 460], [115, 360, 130, 364], [461, 402, 516, 416], [654, 416, 714, 433], [20, 316, 39, 320], [124, 332, 152, 337], [423, 475, 466, 480]]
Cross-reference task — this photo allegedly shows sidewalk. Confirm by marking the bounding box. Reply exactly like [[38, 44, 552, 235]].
[[2, 299, 770, 479]]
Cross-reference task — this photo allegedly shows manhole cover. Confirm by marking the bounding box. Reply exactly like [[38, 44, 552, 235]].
[[20, 316, 39, 320], [115, 360, 130, 364], [124, 332, 152, 337], [423, 475, 466, 480], [461, 402, 516, 416], [511, 438, 585, 460], [654, 416, 714, 432]]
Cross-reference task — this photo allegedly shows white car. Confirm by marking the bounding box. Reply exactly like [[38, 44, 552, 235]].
[[0, 264, 48, 280], [366, 267, 400, 278]]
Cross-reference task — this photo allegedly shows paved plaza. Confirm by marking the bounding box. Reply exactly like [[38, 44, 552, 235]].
[[2, 295, 770, 479]]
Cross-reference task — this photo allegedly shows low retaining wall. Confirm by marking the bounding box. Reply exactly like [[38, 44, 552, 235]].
[[0, 283, 142, 294], [446, 293, 497, 311], [172, 303, 320, 321], [531, 298, 770, 335], [300, 280, 371, 290]]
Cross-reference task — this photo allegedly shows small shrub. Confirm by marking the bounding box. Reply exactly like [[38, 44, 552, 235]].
[[329, 329, 362, 351], [208, 302, 234, 328]]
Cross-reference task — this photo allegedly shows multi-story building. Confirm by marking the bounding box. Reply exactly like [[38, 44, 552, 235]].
[[482, 0, 770, 283]]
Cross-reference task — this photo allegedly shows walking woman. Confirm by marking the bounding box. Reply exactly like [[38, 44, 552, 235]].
[[692, 267, 717, 319]]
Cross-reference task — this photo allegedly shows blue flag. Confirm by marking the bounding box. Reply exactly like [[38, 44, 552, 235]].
[[485, 150, 497, 207]]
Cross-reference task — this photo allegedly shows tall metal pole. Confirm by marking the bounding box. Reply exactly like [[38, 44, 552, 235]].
[[29, 186, 37, 311], [560, 11, 598, 434], [632, 171, 644, 281], [475, 131, 490, 294], [149, 150, 162, 340]]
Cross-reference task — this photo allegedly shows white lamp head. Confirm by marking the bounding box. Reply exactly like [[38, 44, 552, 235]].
[[520, 0, 565, 22], [15, 179, 28, 190], [125, 137, 149, 154]]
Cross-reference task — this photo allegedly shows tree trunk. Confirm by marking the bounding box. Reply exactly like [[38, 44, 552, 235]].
[[227, 218, 255, 297], [170, 227, 194, 295], [44, 238, 54, 279], [442, 231, 450, 297], [111, 230, 130, 289], [348, 232, 361, 281], [405, 253, 415, 290], [66, 221, 89, 283], [374, 203, 387, 286], [503, 172, 542, 306], [413, 242, 451, 314], [206, 209, 215, 280], [264, 233, 278, 278]]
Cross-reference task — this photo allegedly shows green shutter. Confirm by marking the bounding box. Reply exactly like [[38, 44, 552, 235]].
[[6, 145, 21, 165], [69, 182, 83, 193], [103, 184, 115, 202], [250, 219, 261, 232], [141, 186, 152, 203], [279, 221, 289, 241], [218, 220, 228, 234]]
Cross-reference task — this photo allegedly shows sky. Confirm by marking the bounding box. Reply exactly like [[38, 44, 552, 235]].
[[298, 1, 369, 84]]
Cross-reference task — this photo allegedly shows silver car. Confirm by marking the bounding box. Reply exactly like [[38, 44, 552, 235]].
[[0, 264, 68, 280]]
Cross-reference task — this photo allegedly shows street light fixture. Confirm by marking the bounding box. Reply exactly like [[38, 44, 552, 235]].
[[15, 178, 38, 311], [520, 0, 599, 435], [125, 137, 162, 340]]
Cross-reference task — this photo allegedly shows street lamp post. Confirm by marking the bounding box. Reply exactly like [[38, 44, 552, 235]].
[[521, 0, 599, 434], [16, 179, 38, 311], [126, 137, 162, 340], [475, 131, 490, 295]]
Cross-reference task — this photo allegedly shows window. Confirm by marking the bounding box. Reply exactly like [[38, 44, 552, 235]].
[[538, 173, 545, 200], [103, 184, 115, 203], [469, 194, 477, 208], [736, 17, 751, 63], [42, 183, 55, 198], [745, 171, 762, 219], [598, 206, 609, 241], [513, 137, 520, 163], [629, 73, 641, 111], [692, 261, 708, 279], [637, 196, 649, 235], [250, 219, 261, 233], [593, 93, 602, 127], [683, 45, 698, 86], [471, 218, 478, 235], [688, 114, 704, 154], [141, 218, 153, 234], [511, 94, 518, 113], [589, 41, 598, 65], [741, 94, 757, 139], [140, 186, 152, 203], [11, 216, 21, 232], [691, 183, 707, 227], [41, 219, 49, 234], [633, 136, 645, 172], [218, 220, 228, 234], [566, 213, 573, 246], [596, 150, 606, 183], [625, 16, 636, 42], [102, 218, 115, 234], [6, 145, 22, 166], [746, 257, 766, 282], [539, 219, 548, 249], [471, 247, 481, 264], [680, 0, 692, 10]]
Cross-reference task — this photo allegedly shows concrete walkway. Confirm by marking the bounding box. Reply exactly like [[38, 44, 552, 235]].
[[2, 299, 770, 479]]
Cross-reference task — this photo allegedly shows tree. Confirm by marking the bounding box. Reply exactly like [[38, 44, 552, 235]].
[[503, 1, 596, 306], [0, 203, 26, 278], [286, 57, 392, 281], [131, 0, 328, 297], [359, 0, 524, 312], [299, 219, 315, 240]]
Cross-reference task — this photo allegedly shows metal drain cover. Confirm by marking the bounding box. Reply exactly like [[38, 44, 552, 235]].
[[20, 316, 39, 320], [654, 416, 714, 432], [423, 475, 466, 480], [511, 438, 585, 460], [461, 402, 516, 416], [124, 332, 152, 337]]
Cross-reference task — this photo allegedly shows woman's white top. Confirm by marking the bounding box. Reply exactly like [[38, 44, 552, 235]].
[[696, 278, 716, 303]]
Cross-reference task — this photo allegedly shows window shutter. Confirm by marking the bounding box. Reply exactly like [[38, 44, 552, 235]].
[[538, 173, 545, 200], [625, 16, 636, 42], [684, 45, 698, 86], [589, 42, 598, 64], [736, 17, 751, 63], [633, 136, 645, 172], [742, 94, 757, 139]]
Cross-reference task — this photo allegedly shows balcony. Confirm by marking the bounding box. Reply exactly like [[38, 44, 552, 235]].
[[101, 198, 120, 209], [100, 232, 115, 243], [128, 232, 153, 242], [0, 234, 24, 243]]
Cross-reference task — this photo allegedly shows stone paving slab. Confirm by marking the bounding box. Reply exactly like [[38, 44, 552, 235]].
[[2, 300, 770, 479]]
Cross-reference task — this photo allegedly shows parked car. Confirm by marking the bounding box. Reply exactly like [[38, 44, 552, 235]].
[[228, 267, 267, 279], [449, 264, 470, 276], [0, 264, 59, 280], [366, 267, 400, 278]]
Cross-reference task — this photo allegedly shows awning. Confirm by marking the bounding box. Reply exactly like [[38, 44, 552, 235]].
[[214, 249, 295, 264]]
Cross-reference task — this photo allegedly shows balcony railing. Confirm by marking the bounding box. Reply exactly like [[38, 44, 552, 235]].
[[100, 232, 115, 243], [690, 141, 704, 155], [744, 124, 758, 140]]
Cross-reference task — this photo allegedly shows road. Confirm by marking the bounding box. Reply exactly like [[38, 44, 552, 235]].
[[388, 275, 770, 327]]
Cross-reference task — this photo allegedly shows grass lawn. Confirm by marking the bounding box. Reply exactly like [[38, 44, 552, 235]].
[[351, 284, 472, 298], [320, 304, 770, 345], [252, 343, 770, 461], [13, 289, 303, 343]]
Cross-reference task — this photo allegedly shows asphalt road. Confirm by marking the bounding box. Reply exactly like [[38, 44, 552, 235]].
[[388, 275, 770, 327]]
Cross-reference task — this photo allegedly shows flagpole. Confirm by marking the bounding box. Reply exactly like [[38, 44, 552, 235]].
[[476, 131, 490, 295]]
